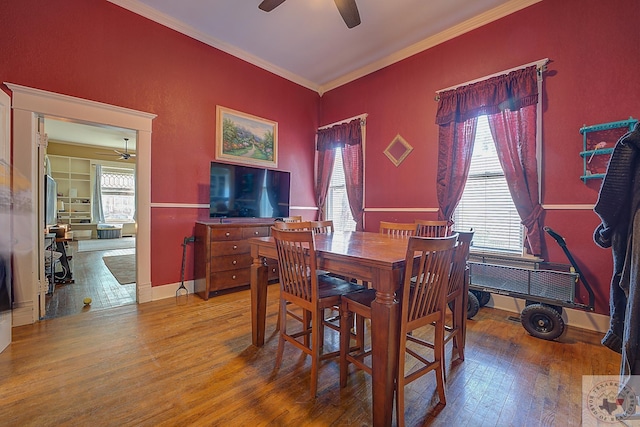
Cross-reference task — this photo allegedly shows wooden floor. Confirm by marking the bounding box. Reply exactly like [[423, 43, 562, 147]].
[[44, 239, 136, 319], [2, 285, 619, 426]]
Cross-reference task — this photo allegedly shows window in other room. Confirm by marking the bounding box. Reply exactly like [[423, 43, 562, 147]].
[[453, 115, 524, 253], [101, 167, 135, 223], [327, 148, 356, 232]]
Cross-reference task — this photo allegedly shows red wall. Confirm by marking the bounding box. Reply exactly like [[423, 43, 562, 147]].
[[319, 0, 640, 314], [2, 0, 638, 315], [0, 0, 319, 288]]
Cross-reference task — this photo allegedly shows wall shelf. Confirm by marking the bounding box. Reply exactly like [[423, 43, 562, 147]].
[[579, 117, 637, 183]]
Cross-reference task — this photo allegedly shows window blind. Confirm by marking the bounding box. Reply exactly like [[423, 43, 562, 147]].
[[453, 116, 524, 253], [327, 148, 356, 232]]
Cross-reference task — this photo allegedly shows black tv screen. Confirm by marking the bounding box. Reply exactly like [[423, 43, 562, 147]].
[[210, 161, 290, 218]]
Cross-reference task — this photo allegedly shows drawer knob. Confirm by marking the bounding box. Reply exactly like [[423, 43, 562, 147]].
[[225, 232, 230, 237], [232, 260, 237, 265], [233, 245, 238, 250], [232, 275, 236, 279], [254, 231, 259, 235]]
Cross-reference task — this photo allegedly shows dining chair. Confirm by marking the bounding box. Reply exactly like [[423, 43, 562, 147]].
[[310, 220, 334, 234], [414, 219, 452, 237], [271, 227, 365, 398], [273, 220, 316, 332], [274, 220, 312, 230], [339, 234, 457, 426], [379, 221, 416, 237], [281, 215, 303, 222], [441, 230, 474, 362]]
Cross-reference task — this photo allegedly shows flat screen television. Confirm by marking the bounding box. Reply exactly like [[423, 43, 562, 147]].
[[209, 161, 290, 219]]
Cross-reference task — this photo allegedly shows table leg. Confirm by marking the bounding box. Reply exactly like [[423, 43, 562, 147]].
[[370, 275, 400, 427], [251, 256, 268, 347]]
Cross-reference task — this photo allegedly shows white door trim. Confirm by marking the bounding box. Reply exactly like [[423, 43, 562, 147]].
[[0, 87, 12, 350], [5, 82, 156, 325]]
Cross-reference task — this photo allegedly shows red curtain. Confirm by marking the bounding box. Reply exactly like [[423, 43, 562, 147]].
[[315, 119, 364, 229], [315, 149, 335, 221], [487, 105, 542, 254], [435, 65, 543, 255], [436, 118, 477, 222]]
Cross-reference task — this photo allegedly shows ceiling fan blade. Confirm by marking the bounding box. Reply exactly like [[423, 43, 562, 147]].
[[258, 0, 286, 12], [334, 0, 360, 28]]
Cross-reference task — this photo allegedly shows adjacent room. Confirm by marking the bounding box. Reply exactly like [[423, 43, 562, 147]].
[[43, 119, 138, 318], [1, 0, 638, 425]]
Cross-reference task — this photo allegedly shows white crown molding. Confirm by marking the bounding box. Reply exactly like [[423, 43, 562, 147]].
[[319, 0, 543, 95], [107, 0, 319, 93]]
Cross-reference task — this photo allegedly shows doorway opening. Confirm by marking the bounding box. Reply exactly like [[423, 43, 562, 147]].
[[43, 119, 138, 319]]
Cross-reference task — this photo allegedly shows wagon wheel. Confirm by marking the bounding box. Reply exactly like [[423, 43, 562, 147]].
[[467, 291, 480, 319], [472, 290, 491, 307], [520, 303, 565, 340], [525, 299, 563, 316]]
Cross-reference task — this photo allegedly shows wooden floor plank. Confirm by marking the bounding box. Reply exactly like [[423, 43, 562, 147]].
[[1, 285, 619, 426]]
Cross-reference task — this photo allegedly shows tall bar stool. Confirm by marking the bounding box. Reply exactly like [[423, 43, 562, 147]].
[[271, 227, 365, 398], [442, 230, 474, 362], [339, 234, 457, 426], [379, 221, 415, 238], [414, 219, 452, 237]]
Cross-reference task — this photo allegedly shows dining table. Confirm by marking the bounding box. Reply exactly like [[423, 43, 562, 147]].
[[249, 230, 413, 427]]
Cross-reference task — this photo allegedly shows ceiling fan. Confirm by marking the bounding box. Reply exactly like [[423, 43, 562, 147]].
[[114, 138, 136, 160], [258, 0, 361, 29]]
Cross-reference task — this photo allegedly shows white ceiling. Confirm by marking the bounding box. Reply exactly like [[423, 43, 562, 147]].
[[45, 118, 137, 151], [48, 0, 539, 148]]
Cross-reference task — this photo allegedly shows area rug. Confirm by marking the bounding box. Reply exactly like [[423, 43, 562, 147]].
[[78, 237, 136, 253], [102, 254, 136, 285]]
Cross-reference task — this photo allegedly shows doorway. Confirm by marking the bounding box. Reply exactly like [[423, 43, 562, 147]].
[[44, 119, 138, 319], [7, 83, 155, 325]]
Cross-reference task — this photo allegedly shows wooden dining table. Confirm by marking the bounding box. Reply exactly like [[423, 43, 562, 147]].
[[249, 231, 412, 427]]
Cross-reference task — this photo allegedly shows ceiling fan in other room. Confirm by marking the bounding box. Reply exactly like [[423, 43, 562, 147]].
[[258, 0, 361, 29], [114, 138, 136, 160]]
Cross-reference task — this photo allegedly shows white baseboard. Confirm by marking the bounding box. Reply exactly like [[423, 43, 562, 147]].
[[11, 302, 34, 327], [151, 280, 195, 301], [487, 293, 609, 334]]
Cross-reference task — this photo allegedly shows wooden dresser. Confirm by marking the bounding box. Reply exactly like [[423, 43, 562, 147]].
[[194, 219, 278, 300]]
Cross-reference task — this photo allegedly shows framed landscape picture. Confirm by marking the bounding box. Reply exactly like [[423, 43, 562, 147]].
[[216, 106, 278, 167]]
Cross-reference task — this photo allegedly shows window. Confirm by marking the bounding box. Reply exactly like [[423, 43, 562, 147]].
[[101, 167, 135, 223], [453, 116, 524, 253], [326, 148, 356, 232]]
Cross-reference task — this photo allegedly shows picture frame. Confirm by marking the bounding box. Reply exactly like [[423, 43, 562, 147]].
[[384, 134, 413, 167], [216, 106, 278, 167]]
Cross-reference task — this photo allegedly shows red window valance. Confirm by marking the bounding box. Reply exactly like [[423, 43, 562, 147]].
[[435, 66, 539, 125], [317, 119, 362, 151]]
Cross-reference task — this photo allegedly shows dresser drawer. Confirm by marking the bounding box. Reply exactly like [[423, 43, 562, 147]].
[[210, 227, 243, 241], [210, 253, 253, 272], [211, 240, 249, 256], [210, 269, 251, 290], [242, 226, 270, 239]]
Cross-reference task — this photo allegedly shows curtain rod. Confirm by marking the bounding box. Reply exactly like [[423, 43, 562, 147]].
[[318, 113, 368, 130], [434, 58, 549, 100]]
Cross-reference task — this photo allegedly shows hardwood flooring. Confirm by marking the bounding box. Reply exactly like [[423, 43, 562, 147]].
[[2, 285, 619, 426], [44, 240, 136, 319]]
